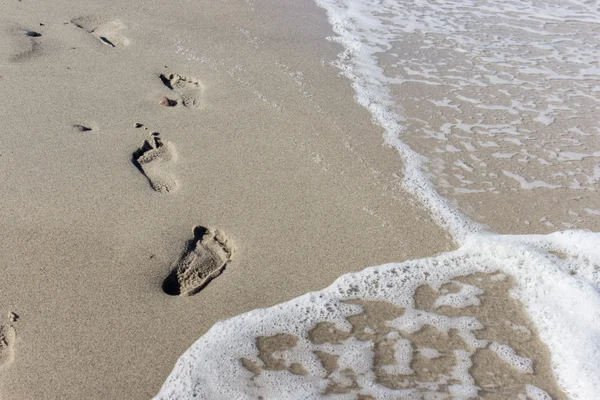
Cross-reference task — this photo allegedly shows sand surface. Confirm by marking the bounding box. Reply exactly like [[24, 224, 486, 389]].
[[1, 0, 596, 398], [0, 0, 453, 398]]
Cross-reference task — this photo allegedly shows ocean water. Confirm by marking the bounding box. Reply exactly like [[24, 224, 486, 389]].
[[156, 0, 600, 398]]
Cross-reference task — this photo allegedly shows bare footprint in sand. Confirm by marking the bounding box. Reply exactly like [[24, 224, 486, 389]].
[[163, 226, 233, 296], [0, 325, 16, 368], [159, 73, 205, 109], [71, 16, 130, 47], [133, 133, 178, 193], [3, 24, 44, 62]]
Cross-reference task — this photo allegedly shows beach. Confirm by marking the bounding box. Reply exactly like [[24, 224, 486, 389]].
[[1, 0, 599, 399]]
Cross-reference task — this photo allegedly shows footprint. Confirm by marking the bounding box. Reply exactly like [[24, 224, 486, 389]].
[[163, 226, 233, 296], [0, 325, 16, 368], [71, 16, 130, 47], [5, 25, 44, 62], [159, 73, 205, 109], [133, 133, 179, 193]]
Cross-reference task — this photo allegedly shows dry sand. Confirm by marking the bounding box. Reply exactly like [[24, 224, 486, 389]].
[[0, 0, 453, 398]]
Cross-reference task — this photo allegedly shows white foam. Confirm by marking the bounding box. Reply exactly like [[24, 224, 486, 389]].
[[379, 338, 413, 375], [503, 170, 562, 190], [508, 322, 532, 336], [492, 152, 517, 159], [526, 384, 553, 400], [419, 348, 441, 359], [558, 151, 600, 162], [433, 281, 482, 308], [489, 342, 534, 374]]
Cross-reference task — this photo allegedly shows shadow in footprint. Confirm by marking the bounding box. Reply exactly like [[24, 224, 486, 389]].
[[98, 36, 115, 47], [159, 74, 174, 90], [72, 124, 93, 132], [163, 226, 232, 296]]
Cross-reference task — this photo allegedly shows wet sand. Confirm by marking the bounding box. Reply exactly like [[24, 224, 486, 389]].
[[242, 272, 566, 399], [381, 25, 600, 235]]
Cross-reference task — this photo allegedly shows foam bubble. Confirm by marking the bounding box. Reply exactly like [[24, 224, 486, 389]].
[[489, 342, 534, 374], [526, 384, 553, 400]]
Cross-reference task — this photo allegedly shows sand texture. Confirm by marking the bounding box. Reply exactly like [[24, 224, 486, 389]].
[[1, 0, 595, 398]]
